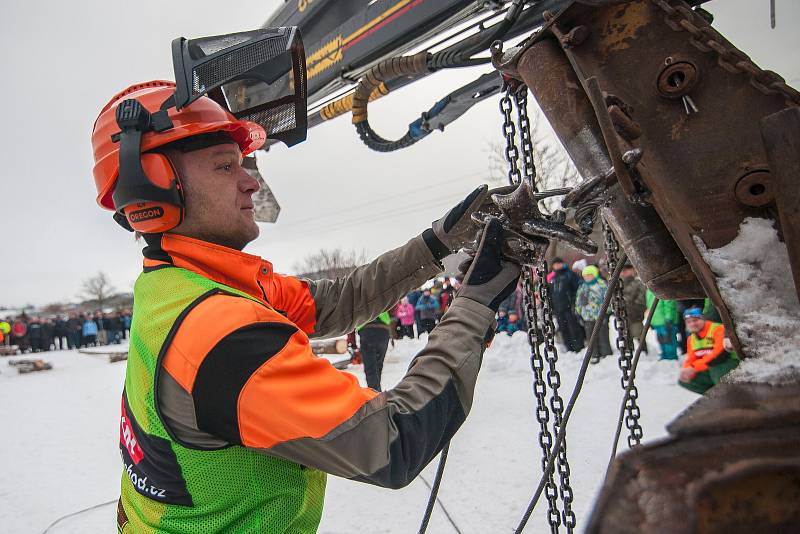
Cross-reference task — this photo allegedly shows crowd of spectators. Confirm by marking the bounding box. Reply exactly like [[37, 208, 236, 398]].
[[381, 255, 736, 393], [0, 311, 132, 353], [387, 278, 457, 340]]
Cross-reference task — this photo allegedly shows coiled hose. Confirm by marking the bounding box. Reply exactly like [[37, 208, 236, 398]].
[[351, 52, 431, 152]]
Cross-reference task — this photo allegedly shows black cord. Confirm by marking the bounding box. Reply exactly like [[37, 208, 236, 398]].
[[41, 499, 117, 533], [418, 442, 463, 534], [514, 253, 628, 533], [605, 297, 659, 476], [355, 121, 419, 152]]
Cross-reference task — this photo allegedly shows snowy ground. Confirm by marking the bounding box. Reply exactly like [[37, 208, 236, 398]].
[[0, 331, 696, 533]]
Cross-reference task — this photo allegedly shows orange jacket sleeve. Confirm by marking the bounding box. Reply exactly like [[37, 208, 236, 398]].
[[160, 293, 495, 489]]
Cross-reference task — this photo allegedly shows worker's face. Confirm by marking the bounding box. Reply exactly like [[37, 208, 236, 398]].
[[552, 262, 564, 271], [685, 316, 705, 333], [170, 143, 260, 250]]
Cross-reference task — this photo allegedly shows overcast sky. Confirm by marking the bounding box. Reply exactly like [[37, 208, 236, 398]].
[[1, 0, 798, 308]]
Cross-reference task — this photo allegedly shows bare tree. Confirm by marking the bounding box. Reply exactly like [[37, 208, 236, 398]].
[[81, 272, 114, 311], [486, 138, 511, 186], [293, 248, 368, 279], [42, 302, 69, 315], [487, 107, 581, 212]]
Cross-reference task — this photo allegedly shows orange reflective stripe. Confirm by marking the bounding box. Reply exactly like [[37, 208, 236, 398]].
[[162, 294, 282, 393], [143, 258, 170, 268], [238, 331, 378, 448]]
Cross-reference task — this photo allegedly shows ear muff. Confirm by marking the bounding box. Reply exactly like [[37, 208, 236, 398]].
[[121, 153, 184, 233], [112, 97, 184, 234]]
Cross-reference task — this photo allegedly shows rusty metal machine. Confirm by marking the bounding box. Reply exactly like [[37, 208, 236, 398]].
[[251, 1, 799, 531], [484, 1, 800, 532]]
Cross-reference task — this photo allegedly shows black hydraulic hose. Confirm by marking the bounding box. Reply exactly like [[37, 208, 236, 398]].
[[605, 297, 659, 476], [459, 0, 528, 59], [351, 51, 431, 152], [355, 121, 419, 153], [427, 0, 526, 70], [514, 253, 628, 533]]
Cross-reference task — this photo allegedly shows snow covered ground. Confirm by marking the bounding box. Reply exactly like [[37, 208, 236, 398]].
[[695, 217, 800, 384], [0, 331, 697, 533]]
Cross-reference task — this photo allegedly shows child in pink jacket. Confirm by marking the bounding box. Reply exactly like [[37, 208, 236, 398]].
[[394, 298, 416, 339]]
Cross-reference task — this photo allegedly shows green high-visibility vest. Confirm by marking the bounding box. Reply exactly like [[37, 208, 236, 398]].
[[119, 266, 325, 533]]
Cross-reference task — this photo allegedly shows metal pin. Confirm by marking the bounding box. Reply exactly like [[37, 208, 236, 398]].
[[771, 0, 776, 29], [682, 95, 699, 115]]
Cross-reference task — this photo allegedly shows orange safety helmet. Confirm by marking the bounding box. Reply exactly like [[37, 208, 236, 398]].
[[91, 80, 266, 233]]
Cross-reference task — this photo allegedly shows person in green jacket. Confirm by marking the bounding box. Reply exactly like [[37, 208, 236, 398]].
[[575, 265, 612, 361], [645, 290, 679, 360], [357, 311, 393, 391]]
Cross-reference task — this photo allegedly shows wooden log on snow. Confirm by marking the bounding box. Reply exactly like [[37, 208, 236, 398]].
[[0, 345, 20, 356], [310, 338, 348, 355], [9, 359, 52, 373]]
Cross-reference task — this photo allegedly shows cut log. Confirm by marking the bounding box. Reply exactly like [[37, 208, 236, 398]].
[[78, 348, 128, 363], [0, 345, 20, 356], [310, 338, 348, 355], [9, 359, 52, 374]]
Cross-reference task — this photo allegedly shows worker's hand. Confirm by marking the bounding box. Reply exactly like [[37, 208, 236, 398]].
[[679, 367, 697, 383], [457, 218, 521, 311], [424, 185, 489, 260]]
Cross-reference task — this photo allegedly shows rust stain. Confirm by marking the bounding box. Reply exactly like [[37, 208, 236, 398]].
[[670, 114, 687, 141], [598, 0, 652, 54]]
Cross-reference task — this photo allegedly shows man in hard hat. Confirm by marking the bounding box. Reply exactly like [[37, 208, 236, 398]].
[[92, 81, 520, 533], [678, 307, 740, 394]]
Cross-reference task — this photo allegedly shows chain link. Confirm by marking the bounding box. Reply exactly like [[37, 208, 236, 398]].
[[650, 0, 800, 107], [522, 268, 560, 534], [501, 86, 574, 532], [514, 87, 577, 532], [602, 219, 644, 447], [536, 260, 576, 531], [500, 88, 523, 186], [515, 86, 537, 188]]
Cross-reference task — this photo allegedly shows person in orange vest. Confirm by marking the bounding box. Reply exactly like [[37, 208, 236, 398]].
[[678, 307, 740, 394]]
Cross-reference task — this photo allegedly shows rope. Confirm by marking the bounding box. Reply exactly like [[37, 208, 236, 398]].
[[418, 443, 463, 534], [514, 253, 629, 533], [606, 297, 659, 475], [41, 499, 117, 534]]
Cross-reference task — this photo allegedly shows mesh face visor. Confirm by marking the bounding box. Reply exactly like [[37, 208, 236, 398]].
[[172, 27, 307, 147]]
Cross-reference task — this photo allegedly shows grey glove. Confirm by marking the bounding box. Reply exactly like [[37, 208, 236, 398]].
[[457, 218, 521, 311], [422, 185, 489, 260]]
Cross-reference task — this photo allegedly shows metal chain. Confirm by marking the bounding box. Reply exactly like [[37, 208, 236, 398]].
[[522, 268, 560, 534], [516, 86, 577, 531], [515, 86, 537, 187], [650, 0, 800, 107], [500, 87, 523, 186], [536, 260, 576, 531], [501, 87, 566, 533], [602, 219, 644, 447]]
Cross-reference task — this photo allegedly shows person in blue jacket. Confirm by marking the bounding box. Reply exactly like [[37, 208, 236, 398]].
[[415, 289, 439, 335], [82, 315, 98, 346]]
